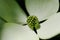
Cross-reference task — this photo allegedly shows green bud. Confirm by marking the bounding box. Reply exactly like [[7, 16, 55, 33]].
[[27, 16, 40, 30]]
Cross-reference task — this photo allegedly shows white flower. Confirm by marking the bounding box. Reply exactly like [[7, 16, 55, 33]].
[[1, 0, 60, 40]]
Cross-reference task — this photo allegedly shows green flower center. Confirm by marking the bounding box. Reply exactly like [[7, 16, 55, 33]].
[[27, 16, 40, 30]]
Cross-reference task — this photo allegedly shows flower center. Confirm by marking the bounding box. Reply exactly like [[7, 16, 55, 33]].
[[27, 16, 40, 30]]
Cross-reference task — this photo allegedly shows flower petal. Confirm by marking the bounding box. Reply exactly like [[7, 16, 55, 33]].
[[25, 0, 59, 21], [37, 13, 60, 39], [0, 19, 5, 39], [1, 23, 39, 40], [0, 0, 27, 24]]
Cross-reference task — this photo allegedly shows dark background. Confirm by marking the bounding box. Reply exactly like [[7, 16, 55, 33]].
[[16, 0, 60, 40]]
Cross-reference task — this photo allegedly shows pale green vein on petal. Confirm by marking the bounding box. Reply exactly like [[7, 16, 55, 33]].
[[25, 0, 59, 21], [1, 23, 39, 40], [37, 13, 60, 39], [0, 0, 27, 24]]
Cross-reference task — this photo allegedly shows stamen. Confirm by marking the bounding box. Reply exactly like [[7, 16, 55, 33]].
[[27, 16, 40, 30]]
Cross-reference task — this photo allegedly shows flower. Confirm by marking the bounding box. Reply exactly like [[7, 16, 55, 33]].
[[0, 0, 60, 40]]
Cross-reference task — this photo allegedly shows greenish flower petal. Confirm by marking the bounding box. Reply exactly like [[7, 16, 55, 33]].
[[0, 0, 27, 24], [1, 23, 39, 40], [25, 0, 59, 21], [37, 13, 60, 39], [0, 19, 5, 40]]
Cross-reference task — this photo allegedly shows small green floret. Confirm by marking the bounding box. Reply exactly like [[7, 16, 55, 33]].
[[27, 16, 40, 30]]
